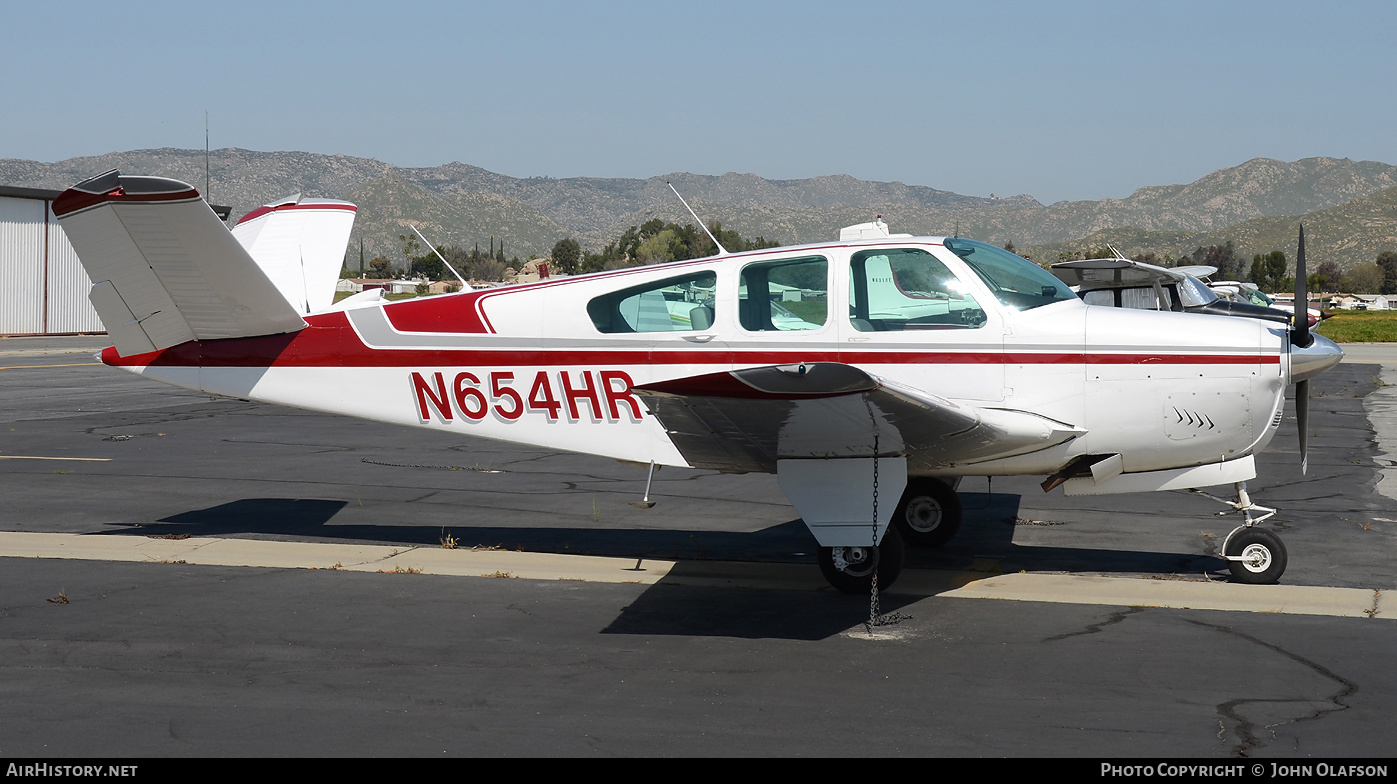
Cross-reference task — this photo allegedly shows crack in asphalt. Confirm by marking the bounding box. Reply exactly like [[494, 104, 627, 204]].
[[77, 405, 263, 432], [220, 439, 356, 453], [1185, 618, 1356, 758], [1042, 607, 1145, 642]]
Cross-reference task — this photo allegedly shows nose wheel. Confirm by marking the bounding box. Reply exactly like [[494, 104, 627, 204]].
[[818, 525, 905, 594], [1222, 527, 1288, 584]]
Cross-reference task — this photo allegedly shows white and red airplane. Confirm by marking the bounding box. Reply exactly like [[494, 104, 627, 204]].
[[53, 171, 1344, 592]]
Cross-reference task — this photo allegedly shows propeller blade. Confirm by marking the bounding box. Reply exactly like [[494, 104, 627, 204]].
[[1297, 378, 1309, 474], [1293, 225, 1311, 348]]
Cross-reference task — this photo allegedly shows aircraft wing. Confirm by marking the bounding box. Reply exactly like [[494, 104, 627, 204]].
[[1050, 258, 1215, 289], [633, 363, 1084, 473]]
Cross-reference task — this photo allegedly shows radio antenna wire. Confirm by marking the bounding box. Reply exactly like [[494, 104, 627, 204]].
[[668, 181, 728, 256]]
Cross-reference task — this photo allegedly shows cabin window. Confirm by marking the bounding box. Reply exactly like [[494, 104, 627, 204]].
[[1122, 286, 1174, 310], [587, 271, 718, 333], [848, 248, 986, 331], [738, 256, 828, 332], [1081, 286, 1180, 311], [1082, 290, 1114, 307]]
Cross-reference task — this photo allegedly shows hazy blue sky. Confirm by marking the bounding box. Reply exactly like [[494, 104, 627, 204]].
[[5, 0, 1394, 203]]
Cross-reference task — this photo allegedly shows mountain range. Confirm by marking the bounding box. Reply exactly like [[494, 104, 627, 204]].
[[3, 149, 1394, 272]]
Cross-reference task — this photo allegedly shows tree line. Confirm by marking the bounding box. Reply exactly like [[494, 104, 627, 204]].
[[351, 234, 521, 283], [347, 220, 778, 284], [1241, 250, 1397, 294], [549, 219, 778, 275]]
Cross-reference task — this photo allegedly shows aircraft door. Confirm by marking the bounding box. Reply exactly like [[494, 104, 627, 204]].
[[839, 247, 1005, 402]]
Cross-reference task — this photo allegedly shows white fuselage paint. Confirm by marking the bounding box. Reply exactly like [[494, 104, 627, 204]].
[[124, 239, 1289, 480]]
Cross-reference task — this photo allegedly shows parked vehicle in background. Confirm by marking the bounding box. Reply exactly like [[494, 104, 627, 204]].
[[1050, 258, 1289, 325]]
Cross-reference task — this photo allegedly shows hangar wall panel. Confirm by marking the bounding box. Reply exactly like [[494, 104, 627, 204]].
[[0, 196, 45, 334], [45, 205, 102, 333]]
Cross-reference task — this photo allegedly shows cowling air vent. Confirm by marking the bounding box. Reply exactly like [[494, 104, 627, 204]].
[[1164, 391, 1251, 442]]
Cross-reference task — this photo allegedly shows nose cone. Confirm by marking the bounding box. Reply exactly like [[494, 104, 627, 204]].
[[1291, 333, 1344, 384]]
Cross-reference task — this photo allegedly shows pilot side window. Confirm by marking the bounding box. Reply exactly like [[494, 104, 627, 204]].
[[587, 271, 718, 333], [848, 248, 986, 331], [738, 256, 828, 332]]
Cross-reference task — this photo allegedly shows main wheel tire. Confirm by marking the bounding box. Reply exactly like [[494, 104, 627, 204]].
[[893, 478, 962, 547], [818, 525, 906, 594], [1225, 528, 1288, 584]]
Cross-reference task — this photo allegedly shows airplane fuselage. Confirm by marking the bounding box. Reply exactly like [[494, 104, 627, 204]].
[[106, 238, 1290, 480]]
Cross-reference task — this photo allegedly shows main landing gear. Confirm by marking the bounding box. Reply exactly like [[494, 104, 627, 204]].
[[892, 477, 963, 547], [816, 475, 962, 594], [818, 525, 905, 594], [1193, 481, 1288, 584]]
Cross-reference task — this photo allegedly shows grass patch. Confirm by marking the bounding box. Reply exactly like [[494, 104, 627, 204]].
[[1316, 310, 1397, 343], [333, 290, 427, 303], [779, 299, 828, 325]]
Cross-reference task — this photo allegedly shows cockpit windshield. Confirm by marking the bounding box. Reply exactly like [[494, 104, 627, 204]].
[[1176, 275, 1220, 308], [943, 238, 1076, 312]]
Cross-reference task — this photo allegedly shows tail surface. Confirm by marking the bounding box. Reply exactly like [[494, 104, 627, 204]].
[[231, 194, 357, 315], [53, 171, 306, 357]]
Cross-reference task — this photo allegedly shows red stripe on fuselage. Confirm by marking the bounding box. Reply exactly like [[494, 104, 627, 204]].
[[100, 311, 1279, 369], [381, 292, 494, 334]]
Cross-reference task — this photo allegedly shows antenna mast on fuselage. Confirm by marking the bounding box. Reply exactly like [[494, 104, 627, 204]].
[[409, 225, 470, 289], [668, 182, 728, 256]]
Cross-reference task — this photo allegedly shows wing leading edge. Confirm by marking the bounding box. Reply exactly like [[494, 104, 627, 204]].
[[634, 362, 1085, 473]]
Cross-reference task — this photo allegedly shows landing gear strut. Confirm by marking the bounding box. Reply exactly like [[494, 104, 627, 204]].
[[1192, 481, 1288, 584], [818, 525, 905, 594]]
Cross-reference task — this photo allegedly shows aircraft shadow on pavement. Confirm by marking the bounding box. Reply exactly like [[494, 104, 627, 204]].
[[907, 491, 1227, 578], [84, 494, 1232, 640], [98, 492, 1226, 578], [600, 583, 921, 640]]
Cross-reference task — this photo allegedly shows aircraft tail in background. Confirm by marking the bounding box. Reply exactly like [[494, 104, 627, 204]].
[[231, 194, 358, 315]]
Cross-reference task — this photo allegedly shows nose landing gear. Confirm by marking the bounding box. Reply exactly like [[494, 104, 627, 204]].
[[1192, 481, 1287, 584]]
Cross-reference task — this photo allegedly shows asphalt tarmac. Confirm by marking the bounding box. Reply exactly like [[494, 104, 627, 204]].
[[2, 336, 1396, 757]]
